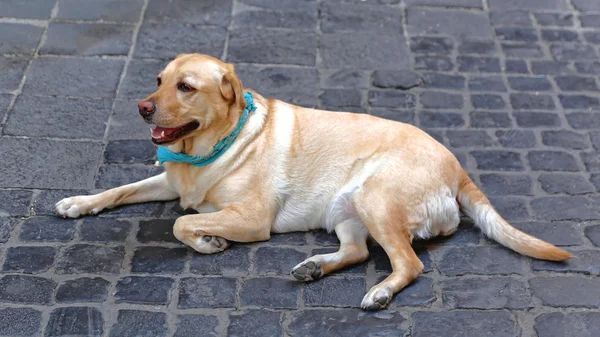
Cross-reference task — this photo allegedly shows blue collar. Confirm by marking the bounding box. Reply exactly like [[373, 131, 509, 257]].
[[157, 91, 257, 167]]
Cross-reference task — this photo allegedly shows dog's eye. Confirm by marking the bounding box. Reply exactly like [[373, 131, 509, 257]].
[[177, 83, 194, 92], [157, 77, 161, 87], [177, 83, 195, 92]]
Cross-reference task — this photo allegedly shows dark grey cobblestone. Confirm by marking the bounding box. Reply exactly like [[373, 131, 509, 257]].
[[1, 0, 599, 335]]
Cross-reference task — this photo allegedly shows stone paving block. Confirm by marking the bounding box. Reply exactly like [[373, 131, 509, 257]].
[[571, 0, 600, 11], [530, 276, 600, 307], [514, 111, 560, 128], [321, 32, 409, 70], [56, 244, 125, 274], [2, 246, 56, 274], [542, 29, 579, 42], [321, 2, 403, 33], [0, 138, 102, 189], [552, 44, 597, 61], [5, 95, 112, 139], [0, 275, 56, 304], [438, 246, 529, 276], [136, 24, 226, 60], [507, 76, 552, 91], [496, 27, 538, 42], [107, 99, 151, 140], [288, 309, 406, 337], [580, 14, 600, 28], [236, 0, 316, 30], [471, 94, 505, 110], [407, 8, 493, 38], [31, 189, 87, 216], [535, 13, 573, 26], [410, 37, 454, 54], [235, 65, 318, 107], [109, 310, 168, 337], [501, 43, 544, 58], [470, 111, 512, 128], [23, 57, 124, 97], [118, 60, 168, 98], [505, 60, 528, 73], [406, 0, 482, 8], [255, 247, 306, 274], [55, 277, 110, 303], [0, 307, 42, 336], [538, 173, 595, 194], [468, 76, 506, 92], [174, 314, 219, 337], [0, 218, 15, 243], [531, 196, 600, 220], [442, 277, 533, 309], [422, 73, 464, 90], [179, 277, 236, 308], [80, 218, 131, 242], [228, 28, 316, 66], [368, 91, 416, 109], [414, 55, 454, 71], [513, 222, 583, 246], [535, 312, 600, 337], [510, 93, 555, 110], [0, 94, 10, 121], [190, 246, 250, 276], [0, 190, 32, 217], [56, 0, 144, 21], [496, 130, 536, 148], [304, 277, 365, 308], [19, 217, 76, 242], [228, 310, 282, 337], [471, 151, 524, 171], [116, 276, 174, 305], [131, 247, 187, 274], [387, 276, 435, 307], [268, 232, 307, 245], [1, 0, 55, 19], [446, 130, 494, 148], [458, 56, 501, 73], [420, 111, 464, 128], [489, 0, 568, 10], [95, 164, 162, 189], [490, 10, 532, 26], [241, 277, 298, 309], [567, 112, 600, 129], [480, 174, 532, 196], [45, 307, 103, 337], [320, 89, 362, 108], [137, 219, 179, 243], [489, 197, 529, 221], [0, 57, 28, 92], [41, 23, 133, 56], [145, 0, 232, 26], [420, 92, 463, 109], [586, 225, 600, 246], [0, 23, 43, 55], [321, 69, 369, 89], [528, 151, 579, 172], [542, 130, 589, 149], [559, 95, 600, 109], [533, 249, 598, 275], [412, 311, 519, 337]]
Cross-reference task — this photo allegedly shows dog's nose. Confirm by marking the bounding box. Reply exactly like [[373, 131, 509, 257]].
[[138, 101, 155, 118]]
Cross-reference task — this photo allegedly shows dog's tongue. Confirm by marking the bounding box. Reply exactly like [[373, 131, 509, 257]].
[[152, 126, 178, 138]]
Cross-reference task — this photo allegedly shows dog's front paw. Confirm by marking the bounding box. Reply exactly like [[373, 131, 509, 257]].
[[54, 196, 100, 218], [361, 286, 393, 310]]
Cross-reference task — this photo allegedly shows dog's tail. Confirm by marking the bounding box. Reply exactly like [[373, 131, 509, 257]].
[[456, 170, 573, 261]]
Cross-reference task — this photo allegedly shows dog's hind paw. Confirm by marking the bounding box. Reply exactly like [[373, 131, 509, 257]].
[[291, 260, 323, 281]]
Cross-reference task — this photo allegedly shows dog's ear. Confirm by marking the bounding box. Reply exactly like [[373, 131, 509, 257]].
[[220, 64, 245, 111]]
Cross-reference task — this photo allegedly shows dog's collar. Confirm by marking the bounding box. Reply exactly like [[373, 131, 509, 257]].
[[157, 91, 257, 167]]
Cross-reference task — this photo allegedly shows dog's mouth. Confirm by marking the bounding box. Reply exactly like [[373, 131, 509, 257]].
[[150, 121, 200, 145]]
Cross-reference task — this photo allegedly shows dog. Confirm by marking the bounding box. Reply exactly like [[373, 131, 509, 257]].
[[56, 54, 573, 310]]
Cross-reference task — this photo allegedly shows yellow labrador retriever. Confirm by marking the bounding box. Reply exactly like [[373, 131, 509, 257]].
[[56, 54, 572, 310]]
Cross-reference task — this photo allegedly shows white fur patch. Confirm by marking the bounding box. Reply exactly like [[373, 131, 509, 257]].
[[411, 187, 461, 240]]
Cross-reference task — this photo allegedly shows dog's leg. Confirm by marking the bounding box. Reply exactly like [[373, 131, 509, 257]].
[[173, 208, 271, 254], [291, 218, 369, 281], [55, 173, 178, 218], [353, 189, 424, 310]]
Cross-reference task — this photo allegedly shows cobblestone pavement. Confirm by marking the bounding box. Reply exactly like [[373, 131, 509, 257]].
[[1, 0, 600, 336]]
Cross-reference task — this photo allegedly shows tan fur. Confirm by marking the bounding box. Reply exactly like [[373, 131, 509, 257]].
[[56, 54, 573, 309]]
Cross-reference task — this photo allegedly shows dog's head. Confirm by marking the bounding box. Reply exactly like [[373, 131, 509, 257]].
[[138, 54, 245, 145]]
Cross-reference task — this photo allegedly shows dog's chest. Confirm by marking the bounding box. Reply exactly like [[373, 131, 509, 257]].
[[165, 164, 216, 210]]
